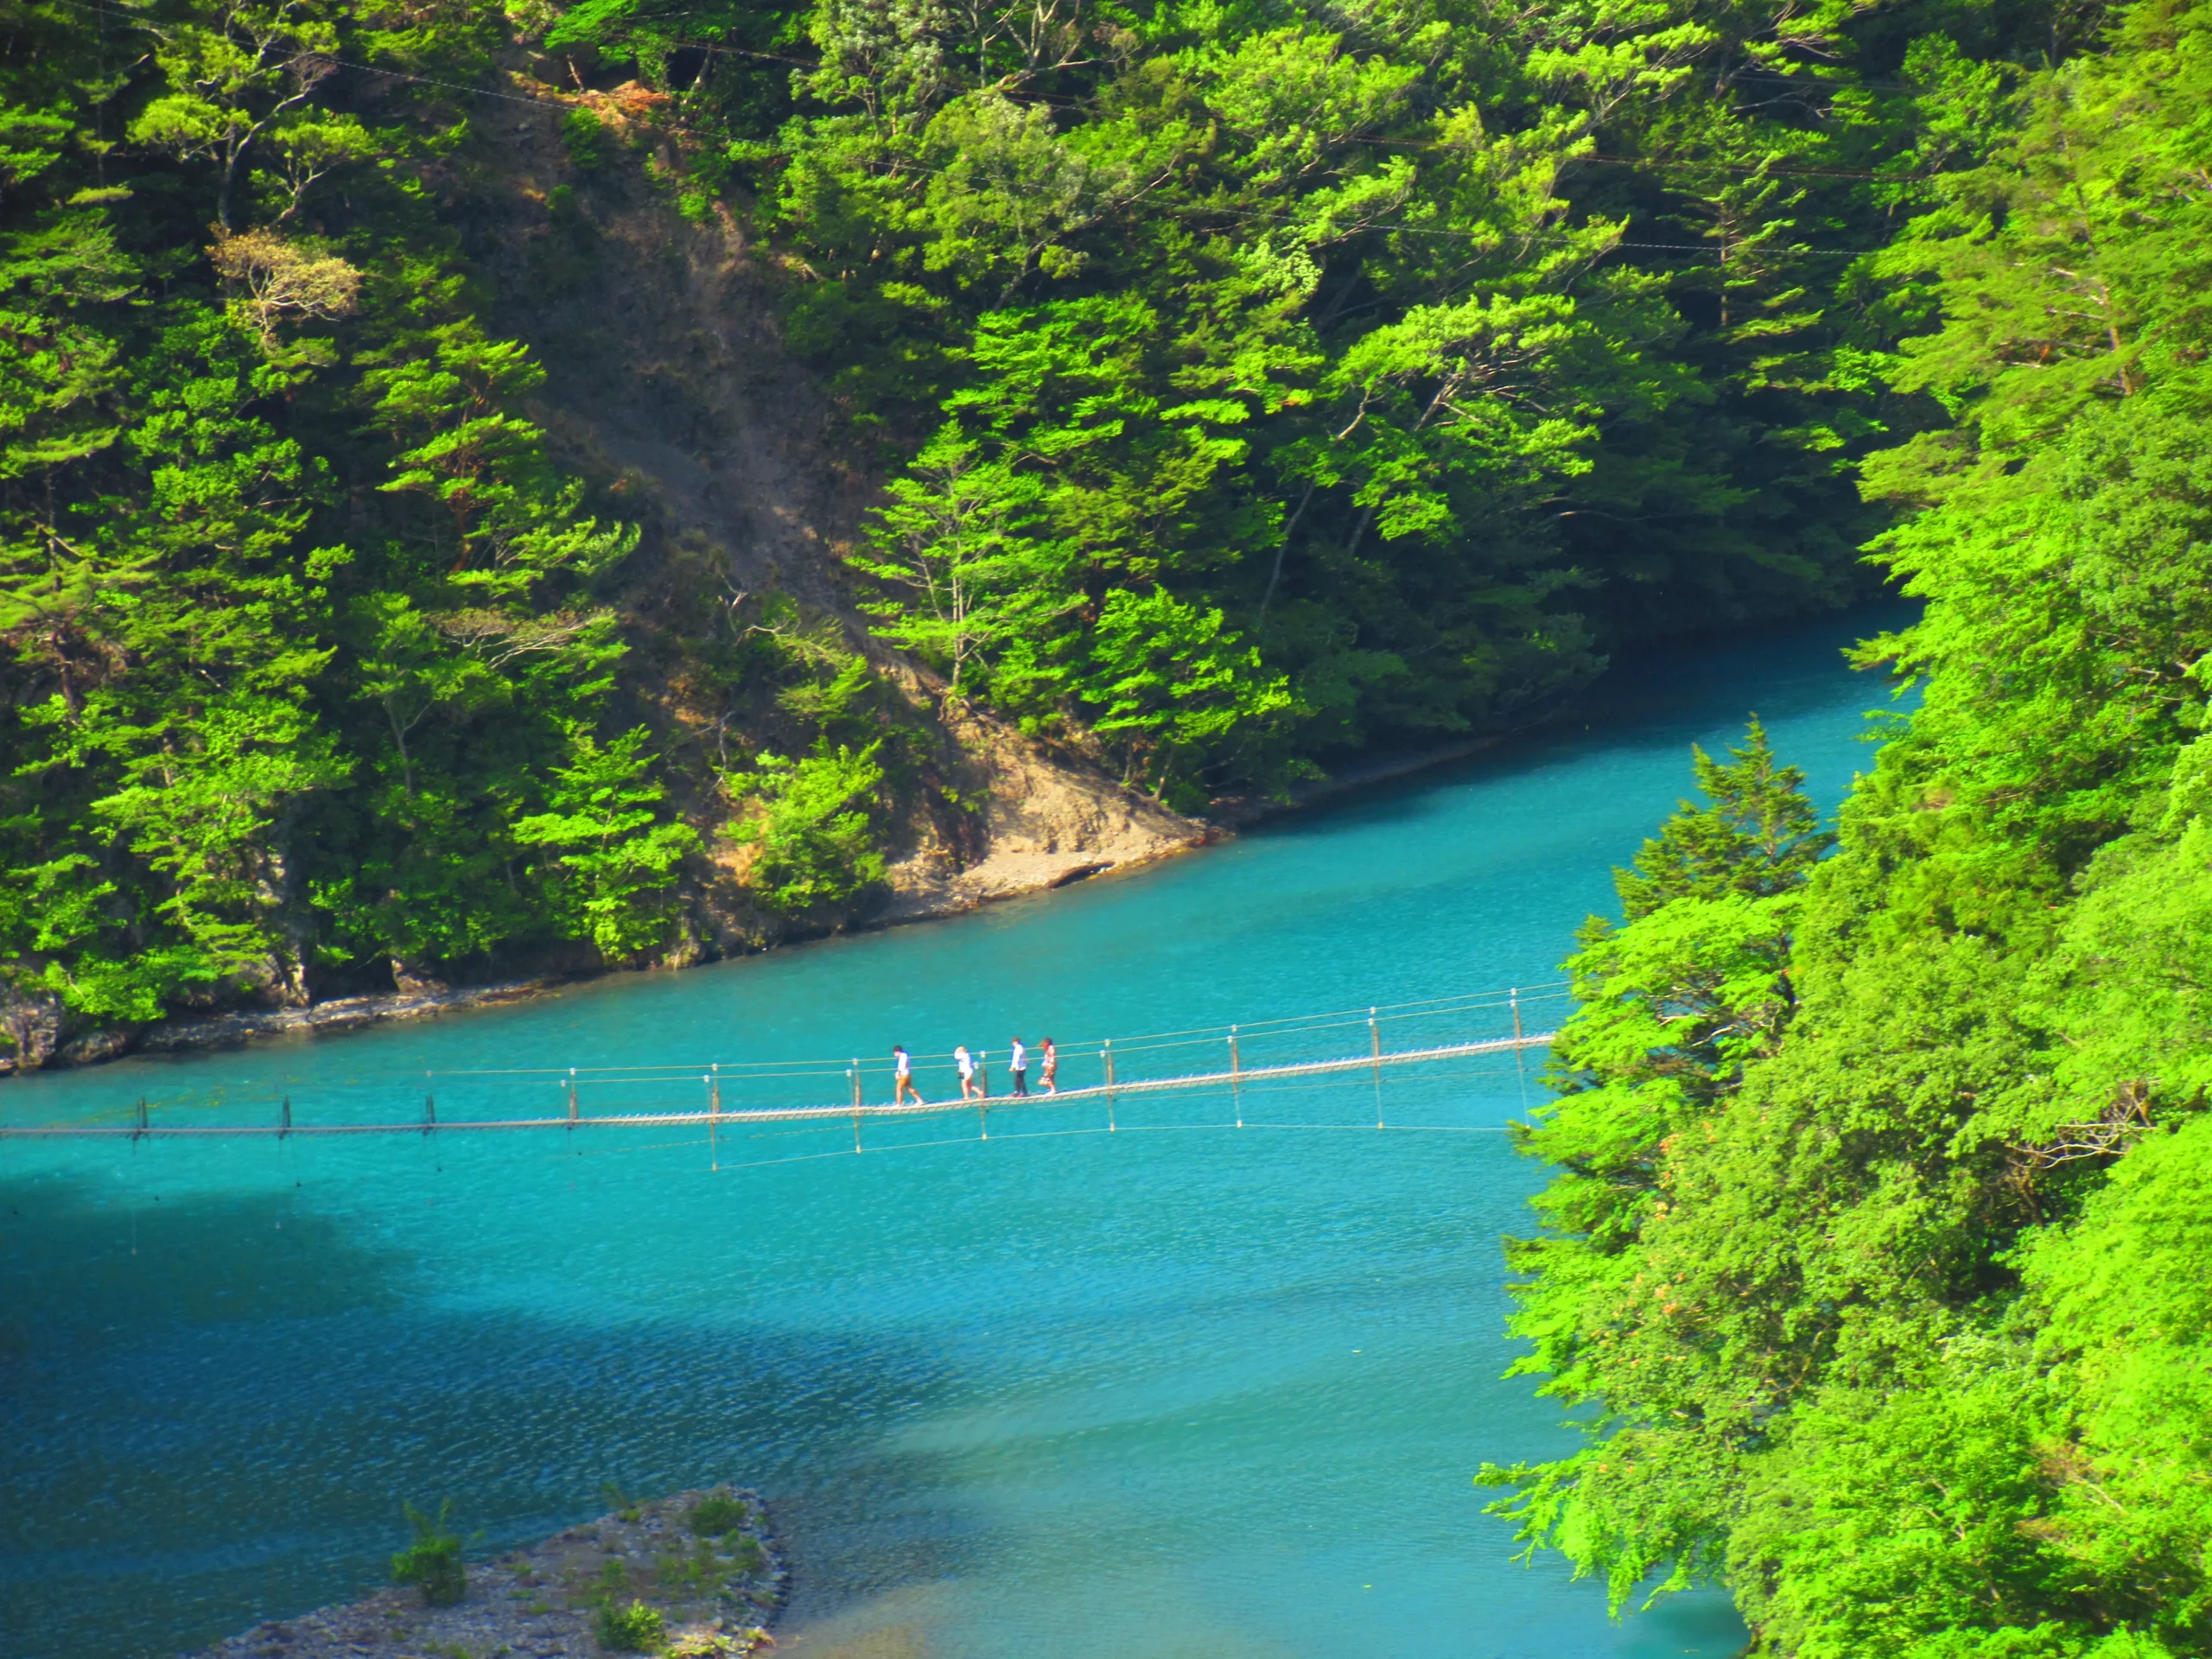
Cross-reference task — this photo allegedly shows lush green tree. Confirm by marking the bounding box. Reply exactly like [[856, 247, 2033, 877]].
[[128, 0, 342, 232], [513, 727, 700, 960], [844, 423, 1052, 700], [1487, 3, 2212, 1649], [0, 0, 911, 1049], [1481, 721, 1828, 1606], [1613, 717, 1833, 920], [721, 741, 888, 913]]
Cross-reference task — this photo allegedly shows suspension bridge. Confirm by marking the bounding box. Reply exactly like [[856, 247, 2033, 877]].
[[0, 982, 1567, 1147]]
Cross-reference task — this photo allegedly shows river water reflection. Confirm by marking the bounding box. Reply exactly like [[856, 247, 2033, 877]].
[[1, 605, 1904, 1659]]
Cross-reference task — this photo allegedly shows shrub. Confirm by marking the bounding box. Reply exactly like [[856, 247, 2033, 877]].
[[658, 1548, 705, 1592], [721, 741, 888, 913], [563, 108, 607, 168], [686, 1493, 748, 1536], [595, 1597, 666, 1652], [391, 1500, 467, 1607]]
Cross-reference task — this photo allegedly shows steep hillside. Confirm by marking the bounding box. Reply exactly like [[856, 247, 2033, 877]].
[[1, 0, 2056, 1067], [443, 76, 1201, 937], [0, 13, 1193, 1071]]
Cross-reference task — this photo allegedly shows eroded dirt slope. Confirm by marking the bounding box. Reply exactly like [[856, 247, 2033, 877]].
[[450, 78, 1201, 943]]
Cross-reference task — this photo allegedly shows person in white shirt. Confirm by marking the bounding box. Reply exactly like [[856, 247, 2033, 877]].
[[1008, 1037, 1029, 1096], [893, 1045, 923, 1106], [955, 1044, 978, 1101]]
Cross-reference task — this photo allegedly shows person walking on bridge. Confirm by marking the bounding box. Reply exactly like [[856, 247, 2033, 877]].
[[1039, 1038, 1057, 1094], [893, 1045, 923, 1107], [1008, 1037, 1030, 1096], [955, 1044, 979, 1101]]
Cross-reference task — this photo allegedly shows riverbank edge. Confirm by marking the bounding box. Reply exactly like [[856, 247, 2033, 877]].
[[1205, 728, 1522, 829], [183, 1485, 786, 1659], [2, 722, 1529, 1082], [0, 825, 1207, 1079]]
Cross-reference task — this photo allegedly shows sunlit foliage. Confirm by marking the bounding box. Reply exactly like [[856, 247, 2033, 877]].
[[1490, 4, 2212, 1645]]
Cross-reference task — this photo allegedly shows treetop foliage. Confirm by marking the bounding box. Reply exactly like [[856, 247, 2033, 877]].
[[556, 0, 1964, 801], [1488, 3, 2212, 1645]]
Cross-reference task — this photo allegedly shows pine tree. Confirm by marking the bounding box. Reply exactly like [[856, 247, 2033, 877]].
[[1612, 715, 1834, 919]]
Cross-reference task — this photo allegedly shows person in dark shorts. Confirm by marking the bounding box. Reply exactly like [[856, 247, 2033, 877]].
[[1008, 1036, 1030, 1096]]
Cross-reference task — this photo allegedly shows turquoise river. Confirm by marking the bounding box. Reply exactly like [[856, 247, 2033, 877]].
[[1, 605, 1904, 1659]]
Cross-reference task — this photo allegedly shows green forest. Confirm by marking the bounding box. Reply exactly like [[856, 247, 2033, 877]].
[[1489, 3, 2212, 1647], [4, 0, 1951, 1046], [4, 0, 2211, 1644]]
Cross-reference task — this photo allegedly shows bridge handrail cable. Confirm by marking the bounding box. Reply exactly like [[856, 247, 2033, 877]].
[[423, 979, 1573, 1081]]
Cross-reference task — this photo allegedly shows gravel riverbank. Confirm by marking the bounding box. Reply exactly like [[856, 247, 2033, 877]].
[[184, 1487, 785, 1659]]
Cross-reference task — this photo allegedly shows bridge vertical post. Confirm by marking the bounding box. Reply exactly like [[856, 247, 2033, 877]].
[[1370, 1008, 1383, 1128], [423, 1077, 436, 1135], [280, 1095, 291, 1138], [567, 1067, 578, 1125], [1511, 987, 1529, 1111], [136, 1096, 148, 1139], [709, 1066, 721, 1173], [1103, 1041, 1116, 1132], [1230, 1027, 1243, 1128], [711, 1064, 722, 1119]]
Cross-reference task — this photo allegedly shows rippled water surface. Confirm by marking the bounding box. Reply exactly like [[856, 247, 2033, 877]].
[[2, 607, 1904, 1659]]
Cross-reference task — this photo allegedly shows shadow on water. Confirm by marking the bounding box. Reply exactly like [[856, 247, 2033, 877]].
[[1566, 598, 1912, 733], [1260, 598, 1915, 845], [0, 605, 1914, 1659], [0, 1173, 968, 1659], [0, 1171, 409, 1351]]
